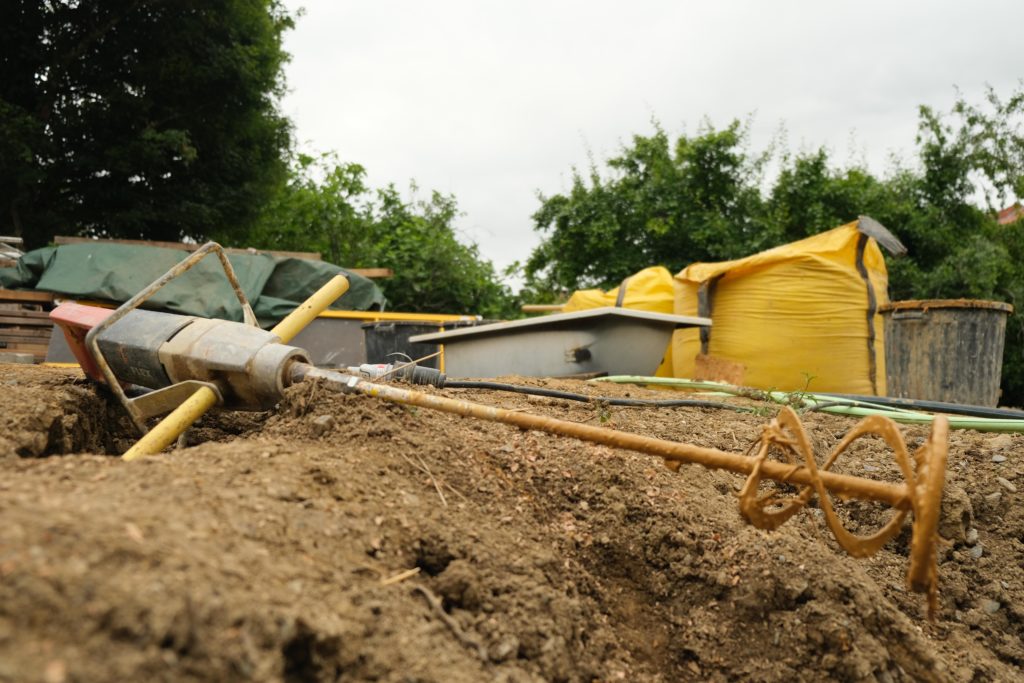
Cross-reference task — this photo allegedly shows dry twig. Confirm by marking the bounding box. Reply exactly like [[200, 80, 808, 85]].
[[398, 452, 466, 502], [411, 585, 487, 660], [416, 454, 447, 507], [380, 566, 420, 586]]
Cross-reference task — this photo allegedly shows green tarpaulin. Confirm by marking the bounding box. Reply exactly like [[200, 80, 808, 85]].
[[0, 243, 386, 324]]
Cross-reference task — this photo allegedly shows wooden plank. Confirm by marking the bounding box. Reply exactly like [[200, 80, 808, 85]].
[[0, 259, 16, 268], [0, 236, 24, 245], [347, 268, 394, 279], [0, 327, 52, 337], [0, 288, 54, 303], [0, 341, 50, 352], [0, 309, 50, 319], [0, 328, 53, 339], [55, 235, 322, 261], [0, 340, 49, 352], [0, 315, 53, 327], [0, 340, 48, 355]]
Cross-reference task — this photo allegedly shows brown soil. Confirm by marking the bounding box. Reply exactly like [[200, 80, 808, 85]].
[[0, 363, 1021, 682]]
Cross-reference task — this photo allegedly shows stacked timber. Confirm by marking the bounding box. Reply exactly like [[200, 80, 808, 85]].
[[0, 289, 54, 362]]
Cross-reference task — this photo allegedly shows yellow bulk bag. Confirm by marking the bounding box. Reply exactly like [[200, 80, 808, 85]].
[[672, 218, 902, 395], [563, 266, 677, 376]]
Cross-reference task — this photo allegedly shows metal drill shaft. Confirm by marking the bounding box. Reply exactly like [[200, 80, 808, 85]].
[[291, 363, 912, 508]]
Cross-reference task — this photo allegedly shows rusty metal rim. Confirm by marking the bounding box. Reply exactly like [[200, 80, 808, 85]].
[[880, 299, 1014, 314]]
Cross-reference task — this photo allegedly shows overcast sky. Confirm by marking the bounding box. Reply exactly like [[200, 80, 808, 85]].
[[279, 0, 1023, 279]]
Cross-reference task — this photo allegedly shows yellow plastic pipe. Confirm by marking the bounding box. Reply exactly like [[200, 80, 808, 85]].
[[272, 275, 349, 343], [122, 274, 350, 460], [122, 386, 219, 461]]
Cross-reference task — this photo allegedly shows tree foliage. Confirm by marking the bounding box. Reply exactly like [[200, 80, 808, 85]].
[[0, 0, 292, 249], [525, 121, 770, 293], [242, 154, 516, 318], [524, 86, 1024, 403]]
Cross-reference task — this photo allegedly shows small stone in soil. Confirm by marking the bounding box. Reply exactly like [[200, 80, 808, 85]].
[[965, 528, 979, 545], [310, 414, 336, 436], [969, 544, 984, 559], [985, 492, 1003, 504], [986, 434, 1013, 450], [489, 635, 519, 663], [980, 599, 1000, 615], [992, 454, 1007, 463], [995, 477, 1017, 493]]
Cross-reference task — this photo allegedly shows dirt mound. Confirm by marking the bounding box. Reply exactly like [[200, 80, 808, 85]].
[[0, 366, 129, 458], [0, 364, 1021, 681]]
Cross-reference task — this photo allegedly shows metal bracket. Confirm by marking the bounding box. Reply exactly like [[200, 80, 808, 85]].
[[85, 242, 258, 432], [128, 381, 224, 422]]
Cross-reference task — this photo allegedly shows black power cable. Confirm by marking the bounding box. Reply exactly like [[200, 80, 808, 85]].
[[385, 365, 886, 416]]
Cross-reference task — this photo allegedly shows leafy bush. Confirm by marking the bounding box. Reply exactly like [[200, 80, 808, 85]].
[[235, 153, 516, 318]]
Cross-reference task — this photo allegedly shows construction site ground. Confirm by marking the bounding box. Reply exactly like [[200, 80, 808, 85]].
[[1, 363, 1022, 682]]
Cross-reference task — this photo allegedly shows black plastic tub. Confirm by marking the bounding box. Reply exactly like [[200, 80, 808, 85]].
[[362, 320, 485, 370], [881, 299, 1013, 407]]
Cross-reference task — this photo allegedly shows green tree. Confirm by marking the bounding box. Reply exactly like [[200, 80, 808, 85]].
[[239, 154, 374, 265], [245, 153, 517, 318], [766, 149, 899, 242], [0, 0, 292, 249], [524, 121, 769, 296]]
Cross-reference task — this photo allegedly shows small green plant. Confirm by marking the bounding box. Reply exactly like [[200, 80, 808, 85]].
[[788, 373, 818, 413], [740, 373, 817, 417], [743, 385, 779, 417]]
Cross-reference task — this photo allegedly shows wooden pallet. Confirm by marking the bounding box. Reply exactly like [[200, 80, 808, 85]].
[[0, 289, 54, 363], [0, 338, 49, 359]]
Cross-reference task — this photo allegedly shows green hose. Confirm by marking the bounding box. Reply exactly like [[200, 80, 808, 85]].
[[593, 376, 1024, 433]]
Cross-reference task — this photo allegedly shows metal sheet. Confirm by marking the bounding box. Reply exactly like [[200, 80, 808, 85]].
[[289, 317, 367, 367], [409, 307, 710, 378], [45, 328, 77, 363]]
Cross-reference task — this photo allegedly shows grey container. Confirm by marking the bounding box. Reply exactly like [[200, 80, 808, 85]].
[[409, 307, 710, 379], [881, 299, 1013, 407]]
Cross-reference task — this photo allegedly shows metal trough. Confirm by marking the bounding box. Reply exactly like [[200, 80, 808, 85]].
[[409, 307, 710, 378]]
